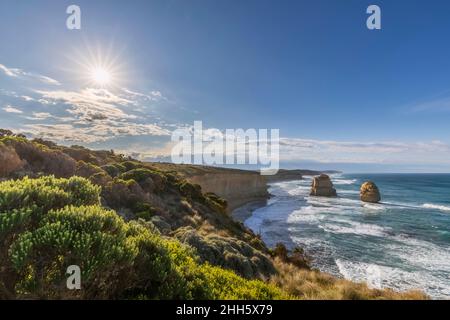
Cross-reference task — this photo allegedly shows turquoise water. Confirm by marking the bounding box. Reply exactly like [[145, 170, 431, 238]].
[[244, 174, 450, 299]]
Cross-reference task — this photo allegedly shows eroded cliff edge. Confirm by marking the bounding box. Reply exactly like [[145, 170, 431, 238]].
[[188, 171, 269, 211]]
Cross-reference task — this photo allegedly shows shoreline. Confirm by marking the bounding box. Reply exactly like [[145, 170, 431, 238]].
[[235, 175, 450, 299], [231, 199, 268, 223]]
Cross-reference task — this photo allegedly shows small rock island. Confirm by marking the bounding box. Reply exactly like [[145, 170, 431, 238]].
[[310, 174, 337, 197], [360, 181, 381, 203]]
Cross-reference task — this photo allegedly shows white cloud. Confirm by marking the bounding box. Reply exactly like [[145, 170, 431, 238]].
[[23, 87, 171, 143], [122, 88, 165, 103], [2, 105, 23, 114], [151, 90, 163, 98], [24, 121, 170, 143], [36, 75, 61, 86], [0, 64, 22, 77], [0, 63, 60, 85], [37, 88, 135, 122], [279, 137, 450, 165], [21, 95, 35, 101], [26, 112, 52, 120]]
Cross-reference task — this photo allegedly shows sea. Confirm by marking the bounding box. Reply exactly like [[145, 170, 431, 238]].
[[243, 174, 450, 299]]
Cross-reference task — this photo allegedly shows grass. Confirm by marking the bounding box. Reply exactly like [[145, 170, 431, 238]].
[[270, 258, 428, 300]]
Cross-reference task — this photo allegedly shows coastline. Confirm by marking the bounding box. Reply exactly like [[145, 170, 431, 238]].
[[232, 199, 268, 223], [237, 174, 450, 299]]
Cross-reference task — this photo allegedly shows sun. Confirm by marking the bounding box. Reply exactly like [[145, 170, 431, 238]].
[[90, 67, 112, 86], [64, 42, 126, 88]]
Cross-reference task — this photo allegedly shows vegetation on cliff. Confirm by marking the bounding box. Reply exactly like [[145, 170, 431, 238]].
[[0, 131, 428, 300], [0, 175, 283, 299]]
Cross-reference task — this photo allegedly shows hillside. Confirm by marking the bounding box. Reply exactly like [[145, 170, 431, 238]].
[[0, 129, 427, 300]]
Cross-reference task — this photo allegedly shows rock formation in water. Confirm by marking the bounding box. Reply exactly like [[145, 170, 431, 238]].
[[310, 174, 337, 197], [360, 181, 381, 203]]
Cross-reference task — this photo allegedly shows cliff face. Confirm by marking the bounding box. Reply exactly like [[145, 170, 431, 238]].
[[265, 169, 303, 182], [188, 172, 269, 211]]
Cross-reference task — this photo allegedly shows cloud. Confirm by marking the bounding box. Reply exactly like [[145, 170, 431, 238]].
[[150, 91, 163, 98], [37, 88, 135, 122], [24, 122, 170, 144], [121, 88, 166, 103], [25, 112, 52, 120], [0, 64, 175, 145], [36, 75, 61, 86], [0, 63, 61, 86], [21, 95, 35, 101], [0, 64, 21, 77], [2, 105, 23, 114], [23, 87, 171, 143], [279, 137, 450, 164]]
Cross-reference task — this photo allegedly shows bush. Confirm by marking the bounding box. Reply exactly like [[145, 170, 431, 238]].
[[0, 142, 24, 177], [75, 161, 104, 178], [173, 227, 276, 279], [270, 243, 311, 270], [200, 264, 284, 299], [119, 168, 168, 192], [62, 145, 99, 165], [178, 181, 203, 200], [120, 168, 154, 183], [120, 161, 142, 172], [0, 176, 283, 300], [0, 175, 100, 214], [9, 205, 138, 298], [133, 202, 155, 220], [101, 163, 126, 178], [2, 139, 76, 178], [103, 178, 148, 209]]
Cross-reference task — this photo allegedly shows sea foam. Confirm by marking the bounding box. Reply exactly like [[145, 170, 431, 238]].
[[422, 203, 450, 212]]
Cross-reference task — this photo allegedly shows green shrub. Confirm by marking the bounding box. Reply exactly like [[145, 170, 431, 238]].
[[0, 176, 283, 300], [178, 181, 203, 200], [119, 168, 168, 192], [119, 168, 155, 183], [199, 264, 284, 299], [120, 161, 142, 171], [0, 175, 100, 214], [103, 178, 147, 209], [75, 161, 104, 178], [205, 192, 227, 208], [120, 168, 166, 182], [9, 205, 138, 298], [101, 163, 126, 177], [133, 202, 155, 220], [270, 243, 311, 270]]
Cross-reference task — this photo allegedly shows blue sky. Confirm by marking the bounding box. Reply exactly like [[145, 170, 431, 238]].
[[1, 0, 450, 172]]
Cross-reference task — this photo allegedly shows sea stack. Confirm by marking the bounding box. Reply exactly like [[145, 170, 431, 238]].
[[360, 181, 381, 203], [310, 174, 337, 197]]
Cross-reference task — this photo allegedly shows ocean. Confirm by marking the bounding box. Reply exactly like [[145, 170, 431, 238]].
[[244, 174, 450, 299]]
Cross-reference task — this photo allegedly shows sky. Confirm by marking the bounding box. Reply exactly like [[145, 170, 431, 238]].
[[1, 0, 450, 173]]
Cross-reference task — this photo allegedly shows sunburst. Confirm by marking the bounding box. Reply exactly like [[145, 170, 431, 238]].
[[63, 40, 127, 89]]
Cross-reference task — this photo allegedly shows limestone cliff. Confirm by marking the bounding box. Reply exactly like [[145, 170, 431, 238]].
[[187, 170, 269, 211]]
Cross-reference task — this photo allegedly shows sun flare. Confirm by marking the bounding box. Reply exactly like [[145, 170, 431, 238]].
[[65, 43, 126, 89], [90, 67, 112, 86]]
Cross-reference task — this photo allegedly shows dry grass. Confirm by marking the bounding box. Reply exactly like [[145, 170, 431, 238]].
[[270, 258, 428, 300]]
